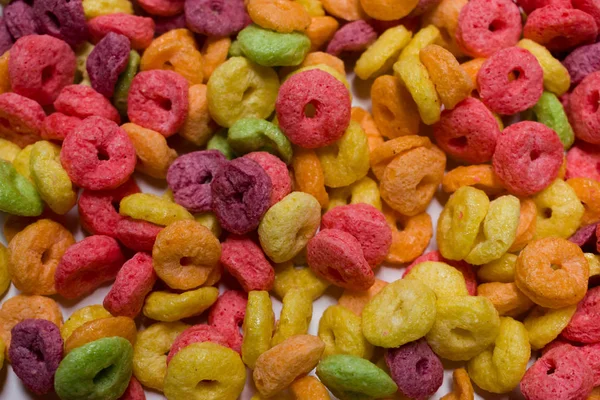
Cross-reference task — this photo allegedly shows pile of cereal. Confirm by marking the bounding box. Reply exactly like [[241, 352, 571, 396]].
[[0, 0, 599, 399]]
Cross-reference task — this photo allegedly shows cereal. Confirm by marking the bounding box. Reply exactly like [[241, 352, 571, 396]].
[[8, 219, 74, 296], [239, 24, 311, 67], [87, 32, 131, 98], [179, 84, 217, 146], [369, 135, 431, 179], [0, 92, 45, 148], [152, 220, 221, 290], [355, 25, 412, 80], [103, 252, 156, 318], [122, 123, 177, 179], [531, 91, 575, 149], [405, 261, 470, 298], [0, 244, 10, 296], [4, 1, 39, 41], [385, 338, 443, 399], [167, 324, 230, 364], [305, 16, 339, 52], [113, 50, 140, 117], [228, 118, 293, 164], [362, 279, 436, 348], [88, 13, 155, 50], [318, 304, 372, 359], [478, 282, 535, 318], [60, 305, 111, 342], [0, 138, 20, 163], [221, 235, 275, 291], [441, 368, 474, 400], [208, 290, 248, 353], [316, 354, 398, 399], [326, 20, 377, 57], [207, 130, 235, 159], [244, 151, 292, 206], [164, 342, 246, 400], [359, 0, 416, 20], [442, 165, 504, 195], [137, 0, 183, 16], [82, 0, 134, 18], [290, 376, 331, 400], [291, 147, 329, 208], [119, 377, 144, 400], [517, 38, 570, 96], [0, 159, 43, 216], [55, 84, 121, 124], [271, 288, 313, 346], [327, 176, 382, 211], [562, 286, 600, 343], [64, 316, 137, 354], [272, 261, 330, 301], [566, 143, 600, 182], [568, 72, 600, 145], [54, 337, 133, 400], [516, 237, 589, 309], [143, 287, 219, 322], [242, 291, 274, 369], [533, 179, 585, 240], [253, 334, 325, 398], [119, 193, 193, 226], [568, 178, 600, 225], [184, 0, 249, 37], [9, 319, 63, 395]]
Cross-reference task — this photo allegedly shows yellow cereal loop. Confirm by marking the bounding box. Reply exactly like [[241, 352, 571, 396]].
[[285, 64, 351, 93], [242, 291, 274, 369], [165, 342, 246, 400], [82, 0, 133, 18], [12, 144, 35, 185], [296, 0, 325, 16], [29, 141, 77, 215], [0, 138, 20, 163], [0, 52, 10, 94], [194, 212, 222, 238], [271, 288, 313, 346], [0, 244, 10, 297], [119, 193, 194, 226], [318, 305, 373, 359], [326, 176, 382, 211], [143, 287, 219, 322], [404, 261, 469, 298], [121, 123, 178, 179], [317, 121, 370, 188], [533, 179, 584, 239], [586, 253, 600, 278], [464, 195, 521, 265], [467, 317, 530, 393], [355, 25, 412, 80], [75, 42, 94, 86], [437, 186, 490, 261], [60, 305, 111, 342], [133, 321, 189, 392], [273, 262, 330, 300], [477, 253, 518, 283], [394, 25, 441, 125], [524, 305, 577, 350], [517, 39, 570, 96]]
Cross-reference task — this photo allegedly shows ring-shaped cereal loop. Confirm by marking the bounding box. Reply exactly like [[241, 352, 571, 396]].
[[385, 208, 433, 264], [442, 165, 505, 195]]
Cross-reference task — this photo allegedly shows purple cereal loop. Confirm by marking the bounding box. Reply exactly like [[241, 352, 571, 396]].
[[564, 42, 600, 87], [569, 223, 599, 251], [184, 0, 250, 37], [33, 0, 88, 48], [9, 319, 64, 396], [167, 150, 229, 213], [0, 17, 14, 56], [326, 20, 377, 57], [153, 13, 186, 36], [86, 32, 131, 98], [5, 1, 40, 41]]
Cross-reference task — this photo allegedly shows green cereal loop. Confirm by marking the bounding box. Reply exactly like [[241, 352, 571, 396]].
[[207, 130, 235, 159], [75, 42, 95, 86], [207, 57, 280, 128], [228, 40, 244, 58], [114, 50, 141, 117], [316, 354, 398, 400], [531, 91, 575, 149], [0, 160, 43, 216], [54, 337, 133, 400], [238, 24, 311, 67], [227, 118, 293, 164]]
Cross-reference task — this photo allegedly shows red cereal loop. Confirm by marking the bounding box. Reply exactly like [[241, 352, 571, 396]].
[[88, 13, 155, 50], [477, 47, 544, 115], [307, 228, 375, 291], [243, 151, 292, 206], [567, 71, 600, 145], [0, 92, 45, 147], [115, 217, 163, 253], [562, 286, 600, 344], [523, 5, 598, 53], [433, 97, 500, 164], [8, 35, 76, 105], [566, 142, 600, 181], [127, 70, 189, 138], [493, 121, 564, 197], [455, 0, 522, 58], [78, 178, 141, 237], [54, 85, 121, 124], [167, 324, 231, 364], [207, 290, 248, 353], [573, 0, 600, 29], [137, 0, 184, 17], [41, 113, 81, 142], [55, 235, 125, 299], [220, 235, 275, 292], [60, 116, 137, 191], [276, 69, 351, 149], [516, 0, 572, 15], [103, 252, 157, 319], [119, 377, 145, 400], [321, 203, 392, 268]]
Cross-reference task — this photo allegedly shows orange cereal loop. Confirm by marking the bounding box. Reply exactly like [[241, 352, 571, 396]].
[[64, 316, 137, 354], [589, 387, 600, 400], [248, 0, 312, 33], [515, 237, 589, 309], [180, 84, 217, 146], [461, 58, 486, 91], [567, 178, 600, 225], [369, 135, 431, 180], [371, 75, 420, 139], [338, 278, 388, 316], [0, 295, 62, 353], [509, 198, 537, 253], [380, 145, 446, 216], [8, 219, 75, 296], [441, 368, 474, 400], [291, 147, 329, 208], [278, 51, 345, 78], [442, 165, 505, 195], [359, 0, 417, 20], [321, 0, 366, 20], [121, 123, 178, 179], [290, 376, 331, 400], [384, 207, 433, 264], [201, 36, 231, 82], [558, 156, 567, 179], [0, 52, 10, 94], [152, 220, 221, 290], [305, 16, 339, 52], [420, 44, 474, 110], [422, 0, 468, 57], [3, 211, 67, 244], [477, 282, 535, 318], [351, 107, 384, 153]]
